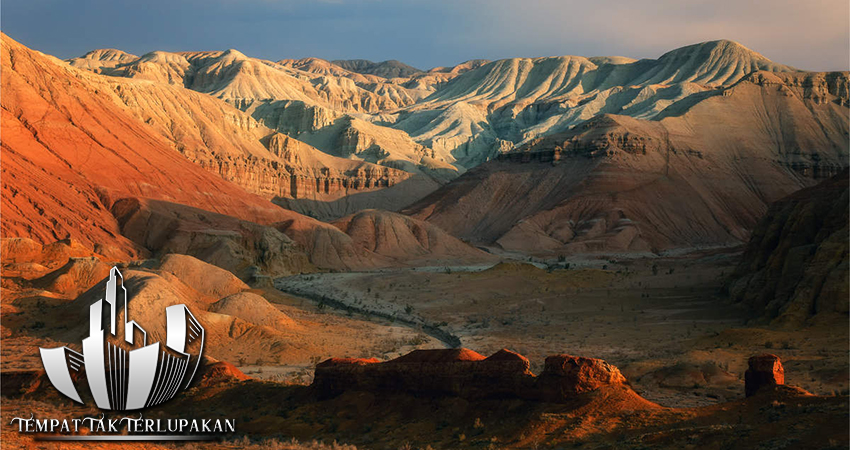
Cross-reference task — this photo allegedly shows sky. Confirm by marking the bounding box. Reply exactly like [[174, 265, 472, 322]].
[[3, 0, 848, 71]]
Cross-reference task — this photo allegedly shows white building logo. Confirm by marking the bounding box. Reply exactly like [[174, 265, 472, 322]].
[[39, 267, 205, 410]]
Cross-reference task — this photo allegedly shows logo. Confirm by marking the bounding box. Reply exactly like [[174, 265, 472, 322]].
[[39, 267, 205, 411]]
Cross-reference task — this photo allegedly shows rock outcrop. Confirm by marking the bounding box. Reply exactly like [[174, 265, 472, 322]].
[[537, 355, 628, 395], [312, 348, 628, 402], [727, 170, 849, 324], [745, 354, 786, 397]]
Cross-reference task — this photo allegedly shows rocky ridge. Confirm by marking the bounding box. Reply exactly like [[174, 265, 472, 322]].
[[313, 348, 629, 402], [69, 39, 824, 181], [727, 169, 849, 324]]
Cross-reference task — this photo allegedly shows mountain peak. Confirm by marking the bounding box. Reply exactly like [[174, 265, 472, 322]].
[[659, 39, 781, 67], [221, 48, 249, 61], [77, 48, 138, 62]]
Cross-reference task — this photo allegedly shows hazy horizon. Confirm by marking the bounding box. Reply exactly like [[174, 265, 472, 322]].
[[3, 0, 849, 72]]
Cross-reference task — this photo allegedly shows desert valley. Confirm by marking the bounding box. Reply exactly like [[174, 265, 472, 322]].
[[1, 26, 848, 449]]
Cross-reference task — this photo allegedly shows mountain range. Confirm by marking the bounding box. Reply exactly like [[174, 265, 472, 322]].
[[3, 33, 848, 270]]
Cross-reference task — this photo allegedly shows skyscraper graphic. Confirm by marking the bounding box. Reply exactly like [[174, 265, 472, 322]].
[[39, 267, 205, 410]]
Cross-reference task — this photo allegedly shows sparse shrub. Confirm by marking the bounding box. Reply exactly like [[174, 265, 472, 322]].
[[764, 341, 774, 349]]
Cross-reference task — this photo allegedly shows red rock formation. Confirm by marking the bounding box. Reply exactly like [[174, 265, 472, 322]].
[[312, 348, 627, 402], [537, 355, 628, 396], [745, 354, 785, 397]]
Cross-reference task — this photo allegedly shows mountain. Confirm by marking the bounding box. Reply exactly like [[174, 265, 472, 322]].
[[69, 39, 816, 194], [404, 70, 849, 254], [331, 59, 423, 78], [5, 33, 507, 273], [1, 33, 301, 258], [0, 34, 412, 272], [429, 59, 492, 75], [11, 34, 850, 259], [69, 46, 444, 219], [67, 48, 138, 71]]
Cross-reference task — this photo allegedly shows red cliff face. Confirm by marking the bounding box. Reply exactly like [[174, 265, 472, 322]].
[[312, 348, 627, 402]]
